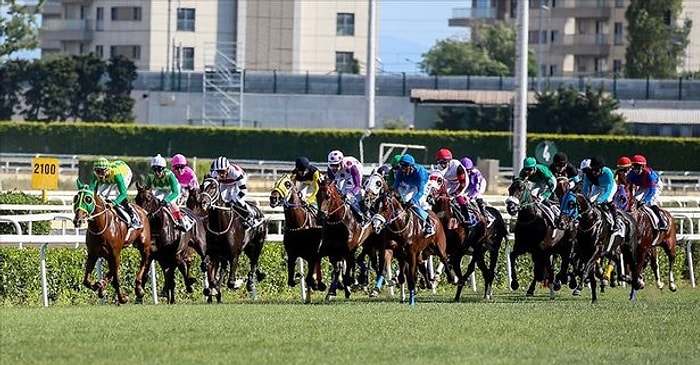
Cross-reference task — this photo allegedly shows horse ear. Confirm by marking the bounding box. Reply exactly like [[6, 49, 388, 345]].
[[76, 179, 83, 189]]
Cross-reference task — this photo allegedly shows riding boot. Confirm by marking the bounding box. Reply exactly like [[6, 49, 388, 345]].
[[477, 198, 489, 221], [423, 217, 436, 237], [651, 205, 668, 230], [121, 201, 139, 228], [607, 202, 622, 233], [235, 202, 254, 228]]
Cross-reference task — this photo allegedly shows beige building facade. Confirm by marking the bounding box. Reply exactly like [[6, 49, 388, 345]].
[[39, 0, 371, 74], [449, 0, 698, 78]]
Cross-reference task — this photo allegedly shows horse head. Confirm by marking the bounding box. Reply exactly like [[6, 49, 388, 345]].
[[362, 171, 388, 212], [198, 177, 220, 211], [370, 192, 406, 235], [134, 182, 160, 215], [505, 178, 533, 216], [270, 174, 295, 208], [316, 177, 345, 223], [72, 183, 105, 228]]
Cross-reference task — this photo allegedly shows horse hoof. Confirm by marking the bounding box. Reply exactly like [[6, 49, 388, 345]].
[[369, 288, 380, 297], [572, 289, 582, 296], [670, 283, 677, 292], [186, 278, 198, 287], [246, 282, 255, 292], [203, 288, 211, 296], [526, 291, 535, 297], [656, 282, 664, 290], [510, 281, 520, 291], [568, 278, 578, 290], [159, 289, 168, 298], [553, 282, 562, 291], [120, 295, 130, 304], [601, 279, 610, 287], [317, 282, 327, 292], [344, 288, 352, 299], [256, 271, 266, 282], [186, 286, 194, 294], [288, 280, 297, 288]]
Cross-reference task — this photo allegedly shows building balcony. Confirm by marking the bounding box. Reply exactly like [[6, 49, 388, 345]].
[[39, 19, 94, 42], [550, 0, 612, 19], [550, 34, 611, 56], [42, 1, 62, 15], [448, 7, 500, 27]]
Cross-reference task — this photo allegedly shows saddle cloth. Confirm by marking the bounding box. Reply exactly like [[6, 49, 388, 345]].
[[640, 205, 660, 230]]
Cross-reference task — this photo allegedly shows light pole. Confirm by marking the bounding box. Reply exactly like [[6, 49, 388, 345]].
[[536, 4, 550, 92]]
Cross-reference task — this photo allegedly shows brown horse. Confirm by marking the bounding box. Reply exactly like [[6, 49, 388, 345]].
[[134, 183, 208, 304], [369, 191, 454, 305], [198, 177, 267, 302], [316, 177, 374, 300], [269, 175, 326, 299], [72, 184, 152, 304], [614, 173, 678, 294]]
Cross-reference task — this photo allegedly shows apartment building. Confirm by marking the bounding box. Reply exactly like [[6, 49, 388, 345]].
[[448, 0, 695, 78], [38, 0, 370, 74]]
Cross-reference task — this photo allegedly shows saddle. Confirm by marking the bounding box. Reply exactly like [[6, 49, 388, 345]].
[[114, 203, 143, 229], [640, 205, 661, 230], [537, 202, 558, 228]]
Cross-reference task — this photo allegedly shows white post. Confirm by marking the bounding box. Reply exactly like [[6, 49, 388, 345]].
[[40, 243, 48, 307], [150, 264, 159, 304], [365, 0, 377, 129], [512, 0, 529, 175], [297, 257, 307, 302]]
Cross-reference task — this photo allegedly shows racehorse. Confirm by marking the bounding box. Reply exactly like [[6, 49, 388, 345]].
[[569, 192, 640, 303], [72, 183, 152, 304], [615, 173, 677, 293], [269, 175, 326, 300], [426, 172, 508, 300], [316, 177, 374, 300], [134, 183, 208, 304], [505, 178, 574, 298], [198, 177, 267, 302], [369, 191, 455, 305]]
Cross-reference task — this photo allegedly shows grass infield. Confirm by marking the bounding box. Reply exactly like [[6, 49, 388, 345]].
[[1, 286, 698, 365]]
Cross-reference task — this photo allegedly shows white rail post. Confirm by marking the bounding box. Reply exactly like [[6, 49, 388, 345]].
[[150, 264, 159, 304], [40, 243, 49, 307]]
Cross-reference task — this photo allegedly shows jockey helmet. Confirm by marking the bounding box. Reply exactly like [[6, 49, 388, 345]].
[[616, 156, 632, 169], [590, 156, 606, 170], [327, 150, 344, 166], [93, 157, 110, 171], [553, 152, 568, 164], [435, 148, 452, 162], [151, 154, 166, 168], [631, 154, 647, 165], [295, 156, 311, 170], [399, 154, 415, 165], [390, 154, 403, 167], [171, 154, 187, 167], [523, 157, 537, 169], [579, 159, 591, 170], [212, 156, 230, 171], [460, 157, 474, 170]]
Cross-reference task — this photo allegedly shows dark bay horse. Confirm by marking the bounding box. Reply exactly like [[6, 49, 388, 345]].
[[569, 193, 640, 303], [198, 177, 267, 302], [269, 175, 326, 300], [134, 183, 208, 304], [613, 172, 677, 293], [427, 176, 508, 300], [72, 184, 152, 304], [505, 178, 574, 298], [369, 191, 455, 305], [316, 177, 374, 300]]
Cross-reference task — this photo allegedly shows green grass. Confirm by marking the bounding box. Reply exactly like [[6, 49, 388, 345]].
[[1, 288, 699, 365]]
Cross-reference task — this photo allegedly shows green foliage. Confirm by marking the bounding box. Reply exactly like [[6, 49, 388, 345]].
[[625, 0, 692, 78], [0, 0, 46, 59], [102, 55, 137, 123], [70, 54, 107, 122], [0, 122, 698, 170], [0, 59, 28, 119], [528, 85, 627, 134], [434, 105, 511, 131], [419, 21, 537, 76], [0, 191, 51, 235], [23, 56, 79, 122]]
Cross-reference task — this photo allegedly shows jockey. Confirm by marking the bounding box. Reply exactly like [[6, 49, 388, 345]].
[[615, 156, 632, 184], [211, 156, 262, 228], [582, 156, 622, 233], [385, 154, 403, 188], [326, 150, 368, 225], [88, 157, 141, 229], [626, 154, 667, 230], [549, 152, 580, 183], [460, 157, 488, 218], [146, 154, 186, 231], [170, 153, 199, 190], [290, 156, 322, 207], [435, 148, 469, 217], [393, 154, 435, 237], [519, 157, 556, 204]]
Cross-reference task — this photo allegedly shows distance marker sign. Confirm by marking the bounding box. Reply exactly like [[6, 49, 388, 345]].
[[31, 157, 60, 190]]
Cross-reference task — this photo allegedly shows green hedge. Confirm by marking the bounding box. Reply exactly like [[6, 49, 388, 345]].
[[0, 191, 51, 235], [1, 239, 695, 306], [1, 122, 699, 170]]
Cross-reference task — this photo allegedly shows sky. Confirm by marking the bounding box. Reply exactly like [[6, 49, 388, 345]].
[[5, 0, 469, 75], [379, 0, 468, 74]]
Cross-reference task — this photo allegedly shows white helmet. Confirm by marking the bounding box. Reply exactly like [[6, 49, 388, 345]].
[[580, 158, 591, 170], [327, 150, 344, 166], [151, 154, 166, 168], [212, 156, 230, 171]]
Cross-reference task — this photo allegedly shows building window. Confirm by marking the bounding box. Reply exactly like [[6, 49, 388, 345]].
[[336, 13, 354, 36], [111, 7, 142, 21], [95, 45, 103, 58], [550, 30, 559, 43], [614, 22, 623, 45], [96, 7, 104, 31], [613, 59, 622, 73], [549, 64, 558, 76], [335, 51, 354, 73], [615, 0, 624, 7], [182, 47, 195, 70], [177, 8, 195, 31], [110, 45, 141, 60]]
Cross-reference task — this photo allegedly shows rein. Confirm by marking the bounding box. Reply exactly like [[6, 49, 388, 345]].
[[86, 208, 111, 235], [383, 198, 411, 234]]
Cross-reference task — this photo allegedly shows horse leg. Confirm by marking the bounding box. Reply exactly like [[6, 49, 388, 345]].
[[661, 241, 677, 292], [314, 261, 326, 291], [326, 261, 340, 300], [509, 245, 522, 291], [287, 254, 298, 288], [474, 252, 494, 300], [649, 246, 664, 290], [407, 250, 419, 306], [178, 260, 195, 293], [590, 273, 598, 304], [82, 253, 100, 291], [452, 255, 466, 302], [370, 248, 390, 298], [164, 265, 177, 304], [227, 256, 242, 290], [133, 247, 150, 302], [108, 252, 128, 304]]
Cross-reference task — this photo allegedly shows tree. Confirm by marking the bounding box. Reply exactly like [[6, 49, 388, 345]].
[[433, 105, 510, 131], [0, 59, 28, 119], [528, 85, 627, 135], [0, 0, 46, 59], [419, 21, 536, 76], [70, 54, 106, 122], [22, 56, 79, 122], [625, 0, 692, 79], [103, 55, 137, 123]]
